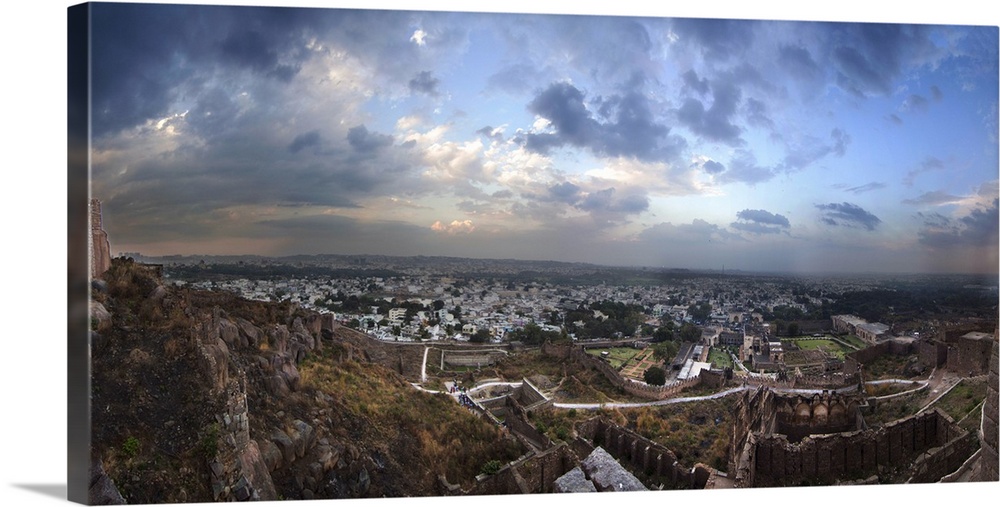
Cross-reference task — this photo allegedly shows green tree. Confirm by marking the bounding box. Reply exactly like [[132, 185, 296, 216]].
[[652, 341, 679, 363], [471, 328, 492, 343], [679, 322, 701, 342], [644, 366, 667, 386]]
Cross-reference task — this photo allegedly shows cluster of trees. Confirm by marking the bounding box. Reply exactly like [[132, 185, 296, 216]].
[[651, 321, 701, 343], [563, 300, 646, 340], [506, 323, 567, 345]]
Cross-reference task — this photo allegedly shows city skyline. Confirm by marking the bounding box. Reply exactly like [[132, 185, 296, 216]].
[[88, 2, 999, 275]]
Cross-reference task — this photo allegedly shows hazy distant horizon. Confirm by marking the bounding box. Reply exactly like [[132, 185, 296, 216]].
[[89, 3, 999, 276], [117, 249, 1000, 279]]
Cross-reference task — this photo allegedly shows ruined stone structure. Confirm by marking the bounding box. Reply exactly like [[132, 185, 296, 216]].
[[731, 387, 976, 487], [574, 417, 713, 489], [90, 198, 112, 279]]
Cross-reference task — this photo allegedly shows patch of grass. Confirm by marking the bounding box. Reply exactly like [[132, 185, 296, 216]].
[[787, 339, 852, 360], [932, 378, 988, 423], [622, 398, 735, 473], [707, 348, 733, 369], [122, 436, 140, 458], [585, 347, 641, 369]]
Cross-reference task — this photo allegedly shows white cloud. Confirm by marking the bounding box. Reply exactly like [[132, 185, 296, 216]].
[[431, 219, 475, 234], [410, 29, 427, 46]]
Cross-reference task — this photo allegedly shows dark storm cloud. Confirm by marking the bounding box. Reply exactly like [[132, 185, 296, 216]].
[[346, 125, 394, 154], [703, 160, 725, 175], [731, 209, 791, 235], [577, 188, 649, 215], [524, 81, 682, 161], [408, 71, 441, 96], [90, 3, 198, 137], [288, 131, 321, 153], [671, 18, 756, 62], [902, 191, 964, 206], [547, 182, 583, 204], [184, 87, 246, 136], [90, 3, 323, 138], [918, 199, 999, 248], [538, 182, 648, 220], [778, 44, 822, 82], [89, 4, 455, 139], [736, 209, 790, 227], [816, 202, 882, 231], [844, 182, 886, 194], [220, 28, 299, 81], [675, 79, 743, 145], [682, 70, 710, 95], [831, 24, 937, 97]]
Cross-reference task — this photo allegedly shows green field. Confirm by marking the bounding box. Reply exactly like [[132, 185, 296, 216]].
[[708, 348, 733, 369], [585, 347, 641, 369], [785, 338, 854, 359]]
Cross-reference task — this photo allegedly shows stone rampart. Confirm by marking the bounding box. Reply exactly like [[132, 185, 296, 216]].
[[561, 345, 703, 400], [575, 417, 707, 489], [843, 339, 913, 375], [469, 444, 577, 495], [946, 334, 994, 376], [733, 385, 972, 487]]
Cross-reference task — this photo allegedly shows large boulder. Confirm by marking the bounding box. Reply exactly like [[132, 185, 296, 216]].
[[258, 439, 283, 472], [238, 440, 278, 501], [147, 285, 168, 303], [271, 355, 300, 392], [236, 318, 262, 348], [90, 301, 111, 324], [289, 420, 315, 458], [218, 318, 241, 348], [272, 429, 296, 465], [268, 325, 291, 355], [580, 447, 647, 492]]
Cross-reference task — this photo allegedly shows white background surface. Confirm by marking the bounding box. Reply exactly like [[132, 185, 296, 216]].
[[1, 1, 997, 506]]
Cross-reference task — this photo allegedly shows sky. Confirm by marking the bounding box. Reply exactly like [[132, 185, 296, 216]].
[[86, 1, 1000, 274]]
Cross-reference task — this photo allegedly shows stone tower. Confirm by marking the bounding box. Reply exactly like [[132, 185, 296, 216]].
[[90, 199, 112, 279]]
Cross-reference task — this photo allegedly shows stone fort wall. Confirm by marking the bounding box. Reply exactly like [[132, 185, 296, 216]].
[[574, 417, 709, 489], [731, 387, 974, 487], [541, 342, 702, 400]]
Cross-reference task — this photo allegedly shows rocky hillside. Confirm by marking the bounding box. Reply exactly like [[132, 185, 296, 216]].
[[89, 258, 524, 504]]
